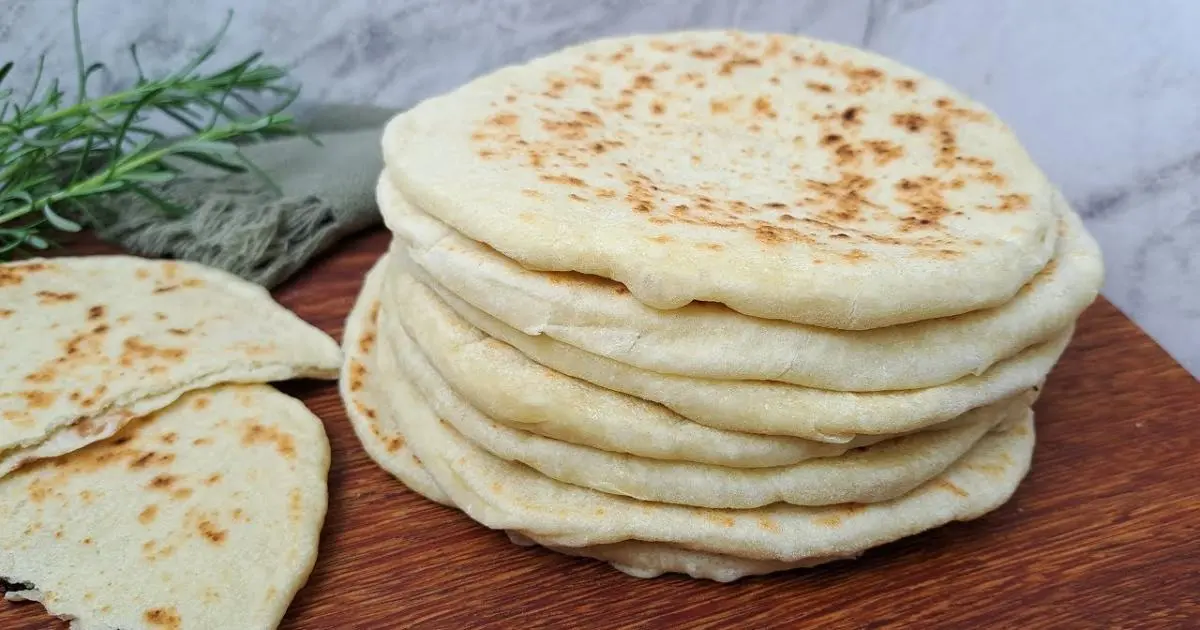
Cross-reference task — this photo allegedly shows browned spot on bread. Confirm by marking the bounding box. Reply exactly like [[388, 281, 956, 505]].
[[842, 63, 886, 94], [119, 336, 187, 367], [193, 437, 213, 446], [130, 451, 175, 470], [0, 262, 51, 287], [242, 422, 297, 459], [719, 53, 762, 76], [27, 479, 52, 503], [487, 112, 519, 127], [386, 436, 404, 452], [864, 139, 904, 166], [148, 474, 178, 489], [841, 106, 863, 126], [87, 305, 106, 320], [690, 45, 726, 60], [198, 519, 227, 544], [539, 174, 588, 187], [19, 390, 56, 409], [347, 360, 367, 392], [893, 112, 927, 132], [24, 366, 54, 384], [895, 78, 918, 92], [144, 606, 181, 628], [69, 416, 108, 438], [753, 95, 777, 118], [172, 488, 193, 501], [815, 514, 842, 528], [981, 193, 1032, 213], [894, 177, 953, 229], [139, 505, 159, 524], [632, 74, 654, 89], [805, 173, 880, 224], [36, 290, 77, 304], [358, 330, 376, 354], [806, 81, 833, 93], [755, 224, 803, 245], [757, 517, 780, 532], [0, 308, 12, 318], [648, 235, 672, 244], [204, 473, 222, 486], [820, 133, 843, 147], [834, 143, 861, 167], [936, 479, 970, 497], [192, 396, 211, 411]]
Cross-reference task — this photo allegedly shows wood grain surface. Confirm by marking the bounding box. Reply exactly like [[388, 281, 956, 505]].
[[3, 228, 1198, 629]]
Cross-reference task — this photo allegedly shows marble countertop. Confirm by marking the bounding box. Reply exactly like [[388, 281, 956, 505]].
[[5, 0, 1198, 377]]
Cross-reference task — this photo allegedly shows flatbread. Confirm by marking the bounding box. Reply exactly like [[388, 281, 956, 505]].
[[384, 312, 1032, 508], [380, 249, 897, 468], [505, 531, 839, 582], [343, 269, 1037, 562], [343, 273, 816, 580], [385, 264, 1068, 442], [343, 258, 1035, 578], [382, 176, 1101, 391], [0, 256, 342, 477], [339, 263, 453, 507], [382, 30, 1059, 329], [0, 384, 330, 629]]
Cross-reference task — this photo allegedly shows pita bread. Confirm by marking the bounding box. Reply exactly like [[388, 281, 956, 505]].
[[385, 264, 1068, 442], [382, 30, 1059, 329], [344, 275, 814, 580], [378, 251, 894, 468], [343, 269, 1036, 566], [382, 176, 1101, 391], [505, 531, 841, 582], [0, 256, 342, 477], [384, 312, 1033, 508], [339, 264, 453, 507], [0, 384, 330, 629]]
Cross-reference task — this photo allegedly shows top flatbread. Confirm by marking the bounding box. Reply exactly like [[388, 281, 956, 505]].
[[383, 30, 1059, 329], [0, 257, 342, 477], [381, 176, 1102, 391]]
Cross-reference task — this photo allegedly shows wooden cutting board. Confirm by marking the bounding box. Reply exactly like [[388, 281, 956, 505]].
[[3, 229, 1198, 629]]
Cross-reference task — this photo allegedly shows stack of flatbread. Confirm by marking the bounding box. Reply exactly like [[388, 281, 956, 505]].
[[0, 256, 340, 628], [344, 30, 1104, 582]]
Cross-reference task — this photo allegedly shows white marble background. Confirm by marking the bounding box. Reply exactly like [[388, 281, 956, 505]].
[[4, 0, 1198, 377]]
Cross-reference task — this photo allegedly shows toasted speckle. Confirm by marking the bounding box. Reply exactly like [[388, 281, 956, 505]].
[[935, 479, 970, 497], [242, 423, 297, 459], [148, 474, 177, 490], [139, 505, 159, 524], [35, 290, 78, 304], [198, 519, 228, 544], [144, 606, 181, 628], [893, 112, 927, 132]]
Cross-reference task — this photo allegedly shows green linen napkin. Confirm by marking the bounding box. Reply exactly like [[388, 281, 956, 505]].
[[93, 104, 396, 288]]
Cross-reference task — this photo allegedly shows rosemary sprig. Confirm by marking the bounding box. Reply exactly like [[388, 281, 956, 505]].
[[0, 0, 304, 259]]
